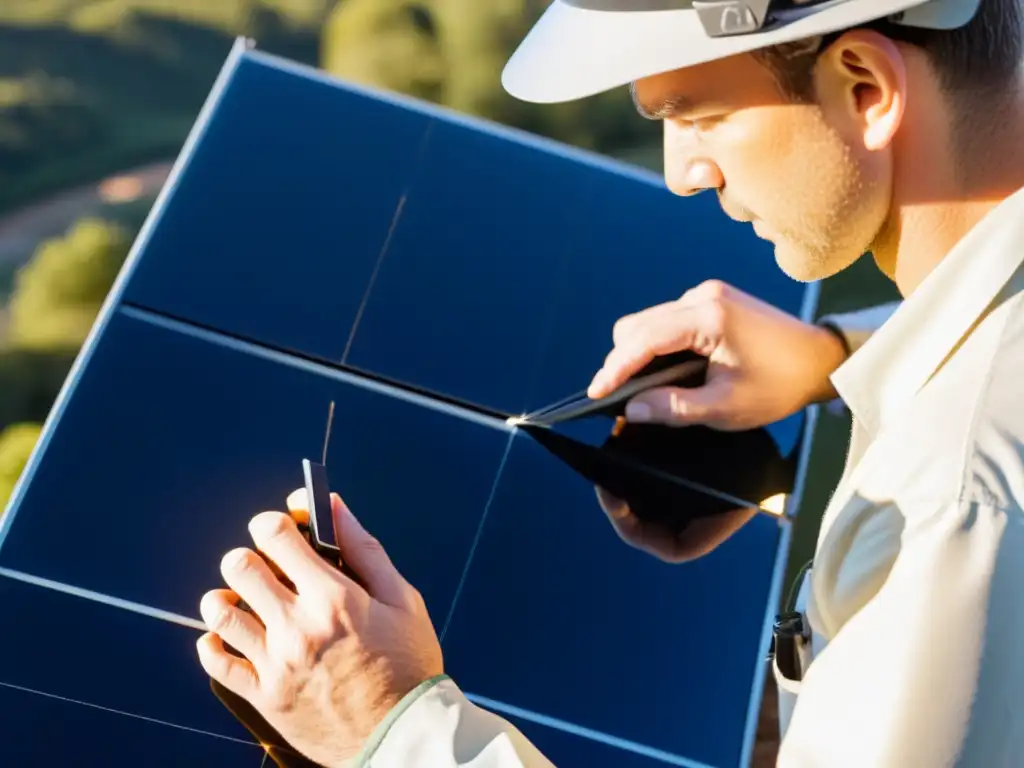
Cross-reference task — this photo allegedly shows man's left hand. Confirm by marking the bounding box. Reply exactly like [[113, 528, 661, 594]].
[[196, 491, 444, 767]]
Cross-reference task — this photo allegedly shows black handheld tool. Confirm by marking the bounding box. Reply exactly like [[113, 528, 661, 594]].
[[295, 458, 364, 587], [236, 460, 362, 619], [513, 349, 708, 428]]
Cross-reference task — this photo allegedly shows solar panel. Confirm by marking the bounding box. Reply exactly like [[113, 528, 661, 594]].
[[0, 37, 821, 768]]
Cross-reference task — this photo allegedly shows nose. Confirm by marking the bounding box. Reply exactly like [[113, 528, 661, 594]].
[[663, 124, 723, 197], [666, 159, 723, 197]]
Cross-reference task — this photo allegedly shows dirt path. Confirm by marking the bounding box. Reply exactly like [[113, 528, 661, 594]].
[[0, 160, 173, 267], [0, 160, 173, 341]]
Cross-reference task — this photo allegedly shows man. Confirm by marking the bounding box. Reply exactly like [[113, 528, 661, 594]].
[[197, 0, 1024, 764]]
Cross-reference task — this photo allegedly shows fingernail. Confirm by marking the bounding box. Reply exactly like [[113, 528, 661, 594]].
[[626, 402, 651, 422]]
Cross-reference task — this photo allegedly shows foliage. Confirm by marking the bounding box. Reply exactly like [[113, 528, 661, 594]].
[[0, 349, 77, 432], [322, 0, 447, 103], [0, 422, 43, 512], [6, 217, 130, 350], [320, 0, 659, 153], [0, 3, 327, 214]]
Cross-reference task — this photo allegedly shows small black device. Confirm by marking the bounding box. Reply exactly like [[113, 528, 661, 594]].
[[770, 611, 808, 682], [237, 460, 361, 619], [296, 458, 364, 586], [514, 349, 708, 428]]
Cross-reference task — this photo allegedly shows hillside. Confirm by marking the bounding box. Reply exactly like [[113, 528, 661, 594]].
[[0, 1, 331, 214]]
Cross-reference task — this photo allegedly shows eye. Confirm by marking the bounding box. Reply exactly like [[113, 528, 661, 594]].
[[691, 114, 725, 131]]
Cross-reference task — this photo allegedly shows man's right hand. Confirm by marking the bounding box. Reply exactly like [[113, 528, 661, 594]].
[[588, 280, 847, 431], [588, 280, 848, 562]]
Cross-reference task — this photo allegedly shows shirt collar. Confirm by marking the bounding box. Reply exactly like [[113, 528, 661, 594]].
[[831, 185, 1024, 436]]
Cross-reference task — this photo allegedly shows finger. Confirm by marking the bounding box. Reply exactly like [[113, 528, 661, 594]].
[[220, 546, 296, 625], [594, 487, 649, 548], [331, 494, 408, 607], [624, 380, 731, 426], [199, 588, 268, 667], [589, 306, 720, 399], [589, 328, 696, 399], [610, 301, 675, 346], [248, 511, 336, 594], [284, 487, 311, 527], [196, 631, 260, 699], [595, 486, 632, 523]]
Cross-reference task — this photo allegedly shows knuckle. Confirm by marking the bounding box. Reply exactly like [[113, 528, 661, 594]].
[[212, 607, 239, 634], [703, 301, 728, 335], [250, 510, 294, 542], [279, 626, 323, 669], [199, 636, 233, 675], [402, 582, 427, 613], [356, 532, 384, 557], [200, 592, 233, 631], [612, 312, 639, 341], [700, 279, 729, 300], [338, 584, 366, 622], [260, 669, 296, 711], [221, 547, 260, 577]]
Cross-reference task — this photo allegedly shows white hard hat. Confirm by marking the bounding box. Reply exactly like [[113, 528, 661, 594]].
[[502, 0, 983, 103]]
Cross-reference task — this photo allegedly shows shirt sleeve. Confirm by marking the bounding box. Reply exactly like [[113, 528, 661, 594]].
[[358, 676, 556, 768], [818, 301, 901, 358], [778, 498, 1024, 768]]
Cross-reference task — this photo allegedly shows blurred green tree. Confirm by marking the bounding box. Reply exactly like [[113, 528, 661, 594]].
[[6, 217, 130, 351], [320, 0, 658, 153], [322, 0, 447, 103], [0, 348, 77, 432], [0, 422, 41, 513]]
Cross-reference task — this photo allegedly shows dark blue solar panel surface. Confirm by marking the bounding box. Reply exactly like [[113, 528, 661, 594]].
[[0, 311, 507, 624], [0, 40, 816, 767]]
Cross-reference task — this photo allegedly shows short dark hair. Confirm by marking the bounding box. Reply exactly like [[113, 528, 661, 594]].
[[754, 0, 1023, 118]]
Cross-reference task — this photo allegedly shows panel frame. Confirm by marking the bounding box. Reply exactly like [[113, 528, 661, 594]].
[[0, 35, 824, 768]]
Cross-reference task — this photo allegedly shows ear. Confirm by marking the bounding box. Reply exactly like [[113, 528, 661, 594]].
[[815, 29, 907, 151]]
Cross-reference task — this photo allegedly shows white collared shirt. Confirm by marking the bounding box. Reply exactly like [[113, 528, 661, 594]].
[[358, 188, 1024, 767], [777, 184, 1024, 767]]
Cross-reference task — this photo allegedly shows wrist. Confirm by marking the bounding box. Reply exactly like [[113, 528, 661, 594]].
[[805, 322, 850, 405], [353, 674, 452, 767]]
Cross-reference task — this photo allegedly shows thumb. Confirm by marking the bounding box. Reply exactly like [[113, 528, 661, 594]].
[[330, 493, 408, 607], [624, 380, 730, 427]]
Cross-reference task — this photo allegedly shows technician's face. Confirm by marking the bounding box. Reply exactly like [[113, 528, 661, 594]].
[[632, 49, 892, 282]]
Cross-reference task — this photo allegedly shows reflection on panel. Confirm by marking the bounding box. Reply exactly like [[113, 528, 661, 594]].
[[443, 429, 782, 768], [123, 56, 432, 363], [0, 576, 254, 745], [0, 310, 510, 625], [521, 418, 795, 516], [211, 680, 325, 767], [0, 684, 263, 767]]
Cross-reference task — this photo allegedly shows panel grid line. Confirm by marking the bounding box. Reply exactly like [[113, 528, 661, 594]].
[[0, 679, 262, 748], [466, 693, 718, 768], [340, 119, 436, 366], [438, 428, 517, 644], [0, 564, 699, 766], [0, 567, 206, 631], [119, 304, 514, 433]]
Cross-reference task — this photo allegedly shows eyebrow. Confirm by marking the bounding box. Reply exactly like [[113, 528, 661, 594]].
[[629, 81, 698, 121]]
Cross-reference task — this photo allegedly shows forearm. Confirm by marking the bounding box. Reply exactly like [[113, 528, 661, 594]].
[[358, 676, 555, 768]]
